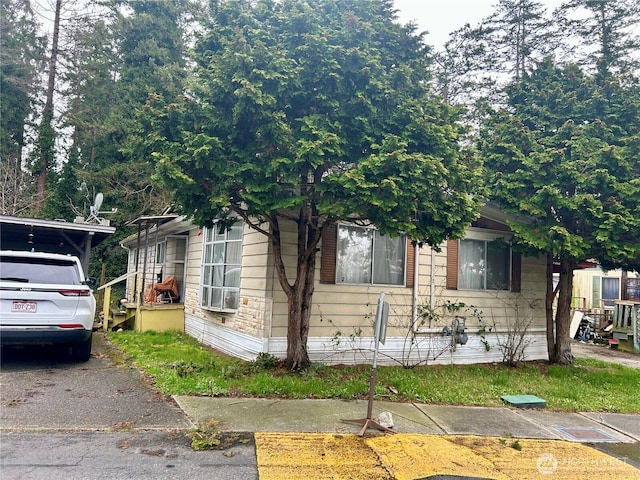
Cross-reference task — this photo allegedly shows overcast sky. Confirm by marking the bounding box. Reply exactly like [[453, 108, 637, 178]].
[[393, 0, 564, 49]]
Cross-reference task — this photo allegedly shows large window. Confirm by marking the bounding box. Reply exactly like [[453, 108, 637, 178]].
[[601, 277, 620, 308], [336, 225, 405, 285], [201, 222, 243, 311], [459, 239, 510, 290]]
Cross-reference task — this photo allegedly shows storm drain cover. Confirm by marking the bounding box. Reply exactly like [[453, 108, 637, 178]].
[[556, 427, 618, 442]]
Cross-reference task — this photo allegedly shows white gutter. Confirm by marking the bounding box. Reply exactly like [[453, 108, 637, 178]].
[[412, 242, 420, 332]]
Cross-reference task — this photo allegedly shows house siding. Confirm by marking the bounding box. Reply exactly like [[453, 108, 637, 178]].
[[182, 219, 548, 365], [571, 267, 640, 311], [126, 214, 548, 365], [182, 224, 273, 340]]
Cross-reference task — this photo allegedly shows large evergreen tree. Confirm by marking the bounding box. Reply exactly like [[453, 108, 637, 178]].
[[151, 0, 484, 369], [480, 59, 640, 364], [75, 0, 191, 221], [557, 0, 640, 82], [433, 0, 557, 109], [0, 0, 46, 215]]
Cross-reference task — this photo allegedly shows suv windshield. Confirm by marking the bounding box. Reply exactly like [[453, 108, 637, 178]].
[[0, 256, 82, 285]]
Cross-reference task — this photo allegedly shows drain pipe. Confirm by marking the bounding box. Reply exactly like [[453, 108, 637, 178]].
[[430, 247, 435, 315], [412, 242, 420, 331]]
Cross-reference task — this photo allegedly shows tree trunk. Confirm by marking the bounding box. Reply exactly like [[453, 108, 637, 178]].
[[36, 0, 62, 211], [268, 208, 321, 371], [545, 251, 557, 362], [553, 259, 575, 365], [285, 281, 313, 370]]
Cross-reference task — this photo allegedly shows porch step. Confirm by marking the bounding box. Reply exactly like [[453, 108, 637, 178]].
[[108, 307, 135, 330]]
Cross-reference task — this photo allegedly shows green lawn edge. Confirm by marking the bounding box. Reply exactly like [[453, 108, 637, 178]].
[[105, 330, 640, 414]]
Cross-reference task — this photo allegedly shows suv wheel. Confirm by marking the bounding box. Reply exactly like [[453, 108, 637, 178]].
[[70, 334, 92, 362]]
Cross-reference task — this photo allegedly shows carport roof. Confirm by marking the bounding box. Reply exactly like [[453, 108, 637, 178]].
[[0, 215, 115, 274]]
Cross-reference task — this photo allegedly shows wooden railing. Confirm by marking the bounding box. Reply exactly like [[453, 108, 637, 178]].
[[97, 271, 141, 331]]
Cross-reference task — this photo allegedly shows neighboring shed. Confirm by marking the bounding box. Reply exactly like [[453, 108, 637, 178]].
[[115, 204, 549, 366], [572, 266, 640, 312]]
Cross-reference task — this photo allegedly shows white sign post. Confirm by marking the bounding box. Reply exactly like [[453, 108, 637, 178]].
[[342, 292, 395, 436]]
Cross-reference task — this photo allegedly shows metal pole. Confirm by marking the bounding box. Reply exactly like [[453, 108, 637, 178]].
[[342, 292, 395, 436]]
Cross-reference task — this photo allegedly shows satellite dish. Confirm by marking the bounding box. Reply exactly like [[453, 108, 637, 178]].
[[93, 193, 104, 212], [86, 191, 116, 224]]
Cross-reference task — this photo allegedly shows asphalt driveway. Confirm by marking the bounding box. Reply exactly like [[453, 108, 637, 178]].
[[0, 333, 192, 431]]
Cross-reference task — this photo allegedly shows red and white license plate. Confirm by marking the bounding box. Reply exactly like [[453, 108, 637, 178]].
[[11, 301, 37, 313]]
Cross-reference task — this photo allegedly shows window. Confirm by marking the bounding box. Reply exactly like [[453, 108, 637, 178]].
[[601, 277, 620, 308], [0, 255, 82, 285], [628, 278, 640, 300], [201, 221, 243, 310], [336, 225, 405, 285], [458, 239, 511, 290], [155, 242, 166, 264]]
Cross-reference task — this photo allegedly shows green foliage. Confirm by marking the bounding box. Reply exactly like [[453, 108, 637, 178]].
[[149, 0, 484, 368], [152, 0, 483, 243], [251, 352, 280, 370], [0, 0, 46, 215], [188, 419, 251, 451], [558, 0, 640, 81], [188, 419, 222, 450], [482, 58, 640, 270]]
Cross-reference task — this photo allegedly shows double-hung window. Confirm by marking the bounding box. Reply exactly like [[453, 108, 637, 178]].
[[336, 225, 406, 285], [201, 221, 243, 311], [458, 239, 510, 290], [155, 242, 166, 264]]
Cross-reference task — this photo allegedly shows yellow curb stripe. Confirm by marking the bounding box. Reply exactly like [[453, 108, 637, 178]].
[[447, 435, 640, 480], [255, 432, 640, 480], [365, 434, 510, 480], [255, 432, 390, 480]]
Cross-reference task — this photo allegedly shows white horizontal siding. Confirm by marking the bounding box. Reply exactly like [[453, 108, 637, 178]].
[[185, 312, 548, 365], [181, 216, 549, 366]]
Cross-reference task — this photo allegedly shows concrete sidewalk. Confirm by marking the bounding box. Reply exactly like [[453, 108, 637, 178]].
[[174, 396, 640, 444]]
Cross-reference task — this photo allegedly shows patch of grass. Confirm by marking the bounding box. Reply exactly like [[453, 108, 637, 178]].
[[106, 331, 640, 413], [187, 419, 251, 450]]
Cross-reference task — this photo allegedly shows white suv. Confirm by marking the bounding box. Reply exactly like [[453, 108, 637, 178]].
[[0, 250, 96, 361]]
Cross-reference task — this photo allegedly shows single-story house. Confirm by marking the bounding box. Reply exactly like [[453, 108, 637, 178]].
[[117, 204, 549, 365]]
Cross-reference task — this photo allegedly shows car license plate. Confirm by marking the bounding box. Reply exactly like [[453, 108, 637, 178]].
[[11, 301, 37, 313]]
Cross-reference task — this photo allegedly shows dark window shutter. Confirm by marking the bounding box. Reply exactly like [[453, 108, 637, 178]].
[[446, 239, 458, 290], [320, 224, 337, 284], [406, 240, 415, 288], [511, 252, 522, 293]]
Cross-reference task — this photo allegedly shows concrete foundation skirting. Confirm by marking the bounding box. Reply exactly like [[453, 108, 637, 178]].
[[185, 314, 549, 365]]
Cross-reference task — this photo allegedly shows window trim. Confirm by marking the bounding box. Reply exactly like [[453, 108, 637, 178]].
[[598, 276, 621, 309], [200, 221, 243, 312], [155, 241, 166, 265], [447, 233, 521, 293], [320, 223, 414, 287], [457, 237, 511, 291]]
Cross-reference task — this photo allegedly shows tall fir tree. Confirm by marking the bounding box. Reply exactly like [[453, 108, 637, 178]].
[[480, 59, 640, 364], [0, 0, 46, 215], [557, 0, 640, 82]]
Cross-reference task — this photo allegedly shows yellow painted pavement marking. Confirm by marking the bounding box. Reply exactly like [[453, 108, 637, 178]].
[[444, 435, 640, 480], [255, 432, 390, 480], [255, 432, 640, 480], [365, 434, 509, 480]]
